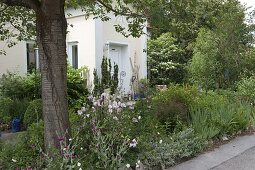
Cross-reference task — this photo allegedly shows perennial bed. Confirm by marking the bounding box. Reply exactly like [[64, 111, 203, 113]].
[[0, 84, 254, 169]]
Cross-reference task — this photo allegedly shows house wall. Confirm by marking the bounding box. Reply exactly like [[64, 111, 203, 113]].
[[0, 41, 27, 76], [66, 9, 96, 90], [99, 14, 147, 93], [0, 8, 147, 94], [66, 9, 148, 93]]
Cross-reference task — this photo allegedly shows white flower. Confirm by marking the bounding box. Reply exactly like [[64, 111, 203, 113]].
[[129, 139, 138, 148], [108, 104, 113, 109], [112, 101, 118, 109], [121, 103, 126, 108], [80, 147, 83, 150], [77, 110, 83, 115], [129, 106, 134, 110], [63, 148, 66, 151], [138, 116, 141, 120], [118, 101, 122, 107], [93, 102, 97, 106], [159, 139, 163, 144], [113, 116, 119, 121], [136, 160, 141, 168], [81, 107, 86, 112], [157, 132, 160, 135], [79, 168, 82, 170], [85, 114, 90, 118], [109, 108, 113, 113], [132, 118, 138, 123], [126, 101, 132, 106], [69, 138, 72, 141], [12, 158, 17, 162], [77, 162, 81, 167], [126, 164, 131, 168]]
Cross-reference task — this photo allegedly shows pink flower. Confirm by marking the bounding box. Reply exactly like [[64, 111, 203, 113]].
[[58, 137, 65, 141], [26, 166, 32, 170]]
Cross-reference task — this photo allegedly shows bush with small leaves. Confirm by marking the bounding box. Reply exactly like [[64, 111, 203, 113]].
[[23, 99, 42, 128]]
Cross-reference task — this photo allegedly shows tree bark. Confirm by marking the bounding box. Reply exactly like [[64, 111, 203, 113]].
[[0, 0, 71, 152], [36, 0, 70, 151]]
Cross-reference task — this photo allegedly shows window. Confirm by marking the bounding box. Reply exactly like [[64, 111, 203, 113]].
[[68, 42, 78, 69], [26, 43, 36, 73], [72, 45, 78, 69]]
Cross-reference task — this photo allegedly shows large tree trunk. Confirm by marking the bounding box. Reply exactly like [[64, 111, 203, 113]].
[[36, 0, 70, 151]]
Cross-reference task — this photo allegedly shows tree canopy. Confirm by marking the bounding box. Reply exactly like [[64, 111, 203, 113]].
[[188, 0, 255, 89]]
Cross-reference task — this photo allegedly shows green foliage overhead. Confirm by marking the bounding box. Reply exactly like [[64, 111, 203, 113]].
[[188, 28, 221, 89], [147, 0, 255, 80], [0, 3, 35, 55], [188, 0, 255, 89], [0, 0, 148, 54]]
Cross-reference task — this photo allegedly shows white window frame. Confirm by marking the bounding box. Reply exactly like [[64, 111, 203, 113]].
[[67, 41, 79, 69]]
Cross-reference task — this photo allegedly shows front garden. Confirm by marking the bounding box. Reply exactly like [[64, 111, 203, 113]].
[[0, 67, 255, 169], [1, 0, 255, 169]]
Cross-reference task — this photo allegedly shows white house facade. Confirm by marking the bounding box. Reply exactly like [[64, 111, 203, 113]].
[[0, 8, 147, 93]]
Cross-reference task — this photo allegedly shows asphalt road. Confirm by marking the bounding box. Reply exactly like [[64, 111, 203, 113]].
[[168, 134, 255, 170], [211, 146, 255, 170]]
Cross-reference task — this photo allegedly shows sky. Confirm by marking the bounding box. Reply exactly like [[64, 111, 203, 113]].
[[239, 0, 255, 12]]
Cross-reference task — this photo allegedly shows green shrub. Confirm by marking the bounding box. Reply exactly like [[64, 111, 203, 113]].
[[147, 32, 187, 85], [0, 67, 89, 110], [0, 72, 27, 100], [26, 120, 44, 148], [0, 71, 40, 100], [152, 85, 198, 131], [67, 65, 89, 108], [23, 99, 42, 128], [237, 76, 255, 103], [11, 98, 30, 121], [0, 97, 13, 124], [0, 97, 29, 124]]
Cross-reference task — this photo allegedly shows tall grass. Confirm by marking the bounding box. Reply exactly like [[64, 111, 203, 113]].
[[190, 92, 254, 140]]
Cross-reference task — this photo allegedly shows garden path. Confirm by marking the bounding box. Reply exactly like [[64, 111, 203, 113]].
[[0, 131, 25, 145]]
